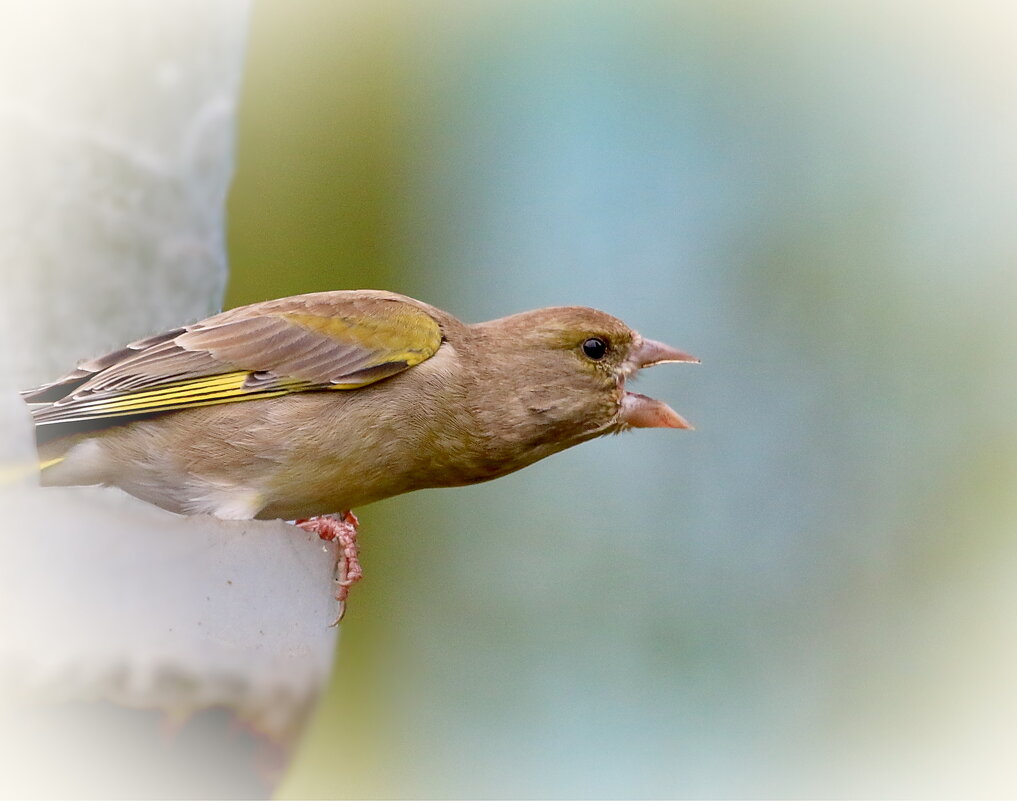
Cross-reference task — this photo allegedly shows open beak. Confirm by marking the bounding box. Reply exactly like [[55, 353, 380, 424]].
[[618, 337, 698, 430]]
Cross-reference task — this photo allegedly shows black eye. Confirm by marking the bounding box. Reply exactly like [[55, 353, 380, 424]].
[[581, 337, 608, 360]]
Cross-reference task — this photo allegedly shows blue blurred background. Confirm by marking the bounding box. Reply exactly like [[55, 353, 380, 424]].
[[226, 2, 1017, 796]]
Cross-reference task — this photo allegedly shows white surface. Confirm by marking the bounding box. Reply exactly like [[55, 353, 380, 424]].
[[0, 0, 242, 383], [0, 3, 340, 792], [0, 482, 340, 738]]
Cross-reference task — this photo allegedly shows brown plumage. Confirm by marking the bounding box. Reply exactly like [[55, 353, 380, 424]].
[[25, 290, 697, 521]]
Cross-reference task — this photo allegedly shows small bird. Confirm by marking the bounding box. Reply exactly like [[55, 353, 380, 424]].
[[23, 290, 697, 620]]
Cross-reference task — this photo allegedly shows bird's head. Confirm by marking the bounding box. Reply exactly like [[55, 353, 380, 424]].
[[469, 306, 697, 456]]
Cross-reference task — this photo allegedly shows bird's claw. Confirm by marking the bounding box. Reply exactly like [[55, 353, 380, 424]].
[[295, 510, 362, 625]]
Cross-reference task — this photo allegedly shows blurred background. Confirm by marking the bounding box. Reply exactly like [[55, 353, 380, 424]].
[[229, 1, 1017, 797], [6, 1, 1017, 797]]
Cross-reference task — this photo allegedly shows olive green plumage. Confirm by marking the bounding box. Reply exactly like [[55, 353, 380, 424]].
[[24, 290, 695, 520]]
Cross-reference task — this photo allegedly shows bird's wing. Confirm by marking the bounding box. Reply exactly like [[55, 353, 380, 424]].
[[26, 292, 444, 426]]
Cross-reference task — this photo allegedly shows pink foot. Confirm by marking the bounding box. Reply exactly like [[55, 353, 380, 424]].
[[295, 511, 362, 625]]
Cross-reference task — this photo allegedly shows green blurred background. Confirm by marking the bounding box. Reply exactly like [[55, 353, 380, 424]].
[[227, 2, 1017, 797]]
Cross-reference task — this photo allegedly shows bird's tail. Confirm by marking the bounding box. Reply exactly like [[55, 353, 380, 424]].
[[0, 456, 64, 485]]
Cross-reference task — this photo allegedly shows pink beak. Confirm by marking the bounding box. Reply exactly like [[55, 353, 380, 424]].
[[632, 338, 699, 368], [618, 337, 698, 430]]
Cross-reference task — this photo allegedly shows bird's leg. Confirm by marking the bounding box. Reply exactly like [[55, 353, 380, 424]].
[[294, 511, 362, 625]]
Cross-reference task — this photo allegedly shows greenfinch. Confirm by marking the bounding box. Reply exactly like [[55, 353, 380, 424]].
[[23, 290, 696, 616]]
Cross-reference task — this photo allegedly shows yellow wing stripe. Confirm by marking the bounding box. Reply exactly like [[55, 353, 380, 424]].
[[113, 372, 251, 396], [37, 362, 409, 423], [65, 384, 281, 417], [35, 372, 266, 422], [80, 369, 381, 414], [93, 389, 294, 417], [37, 388, 296, 424], [76, 372, 254, 412]]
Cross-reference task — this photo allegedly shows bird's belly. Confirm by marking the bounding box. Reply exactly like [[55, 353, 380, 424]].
[[254, 459, 399, 520], [59, 377, 476, 521]]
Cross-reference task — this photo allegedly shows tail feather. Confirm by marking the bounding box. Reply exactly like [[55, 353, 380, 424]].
[[0, 456, 63, 484]]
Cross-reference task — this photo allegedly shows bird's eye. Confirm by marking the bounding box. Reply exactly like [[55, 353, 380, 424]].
[[581, 337, 608, 360]]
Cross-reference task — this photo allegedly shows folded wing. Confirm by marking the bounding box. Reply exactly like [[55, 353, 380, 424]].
[[25, 292, 444, 427]]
